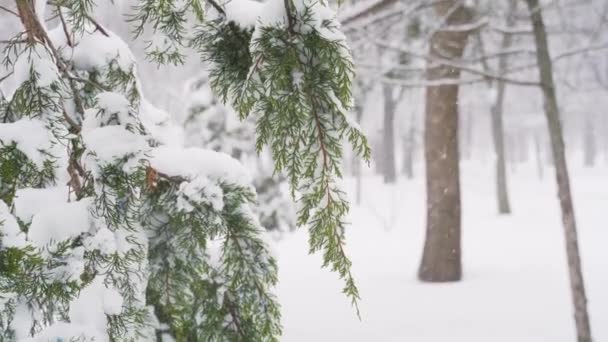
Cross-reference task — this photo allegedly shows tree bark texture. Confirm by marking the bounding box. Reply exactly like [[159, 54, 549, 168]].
[[525, 0, 593, 340], [402, 113, 416, 179], [583, 113, 596, 167], [418, 1, 473, 282], [382, 84, 397, 183]]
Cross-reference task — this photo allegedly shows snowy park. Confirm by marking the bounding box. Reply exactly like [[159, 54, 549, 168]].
[[277, 165, 608, 341], [1, 0, 608, 341]]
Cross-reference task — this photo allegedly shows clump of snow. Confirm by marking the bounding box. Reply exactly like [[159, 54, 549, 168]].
[[0, 118, 56, 168], [225, 0, 340, 30], [149, 146, 252, 187], [84, 225, 117, 255], [82, 125, 148, 165], [103, 285, 124, 315], [177, 176, 225, 213], [225, 0, 264, 27], [229, 0, 342, 38], [48, 246, 86, 283], [13, 187, 69, 224], [68, 277, 125, 341], [257, 0, 287, 26], [96, 92, 130, 113], [2, 46, 61, 99], [82, 92, 146, 133], [50, 26, 135, 73], [28, 198, 92, 247], [0, 200, 26, 248], [183, 74, 215, 109], [10, 303, 35, 341], [140, 99, 184, 147]]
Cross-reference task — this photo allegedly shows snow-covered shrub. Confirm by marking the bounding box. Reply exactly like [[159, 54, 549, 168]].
[[0, 0, 368, 340]]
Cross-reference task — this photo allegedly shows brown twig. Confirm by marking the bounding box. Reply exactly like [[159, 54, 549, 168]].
[[15, 0, 44, 43], [283, 0, 296, 35], [223, 293, 247, 340], [57, 7, 73, 47], [86, 14, 109, 37], [47, 1, 109, 37], [0, 39, 27, 44]]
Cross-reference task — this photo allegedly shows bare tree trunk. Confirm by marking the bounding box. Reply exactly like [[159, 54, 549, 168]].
[[460, 111, 473, 160], [491, 86, 511, 213], [373, 135, 385, 175], [583, 113, 596, 168], [477, 0, 515, 214], [534, 131, 544, 180], [418, 2, 472, 282], [402, 113, 416, 179], [491, 99, 511, 212], [382, 84, 397, 183], [525, 0, 593, 340]]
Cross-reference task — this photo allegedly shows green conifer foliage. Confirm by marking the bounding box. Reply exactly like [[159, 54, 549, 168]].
[[0, 0, 369, 340], [195, 0, 370, 311]]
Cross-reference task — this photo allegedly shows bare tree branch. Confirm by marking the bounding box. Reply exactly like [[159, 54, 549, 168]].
[[0, 4, 19, 17]]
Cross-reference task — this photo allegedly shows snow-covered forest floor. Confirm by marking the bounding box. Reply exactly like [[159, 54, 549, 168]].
[[274, 162, 608, 341]]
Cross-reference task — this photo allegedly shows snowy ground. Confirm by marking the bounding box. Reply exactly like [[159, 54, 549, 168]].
[[273, 162, 608, 342]]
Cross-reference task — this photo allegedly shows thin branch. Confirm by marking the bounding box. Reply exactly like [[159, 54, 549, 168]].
[[372, 39, 539, 86], [85, 14, 109, 37], [0, 4, 19, 17], [504, 42, 608, 74], [284, 0, 296, 35], [378, 73, 539, 88], [0, 39, 28, 44], [207, 0, 226, 16], [462, 47, 537, 63], [57, 7, 73, 47], [223, 293, 247, 341], [0, 71, 14, 84], [438, 16, 488, 33], [342, 0, 441, 32], [47, 1, 109, 37]]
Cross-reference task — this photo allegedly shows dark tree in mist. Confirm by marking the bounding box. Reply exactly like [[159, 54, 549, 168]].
[[525, 0, 593, 340], [418, 1, 473, 282], [382, 84, 398, 183]]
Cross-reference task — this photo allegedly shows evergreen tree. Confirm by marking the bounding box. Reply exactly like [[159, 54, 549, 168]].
[[180, 71, 295, 233], [0, 0, 368, 340]]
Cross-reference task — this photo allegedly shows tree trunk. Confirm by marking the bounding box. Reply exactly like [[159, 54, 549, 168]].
[[491, 86, 511, 213], [583, 113, 596, 168], [477, 1, 515, 214], [525, 0, 593, 340], [534, 131, 544, 180], [373, 136, 385, 175], [402, 113, 415, 179], [382, 84, 397, 183], [418, 2, 472, 282]]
